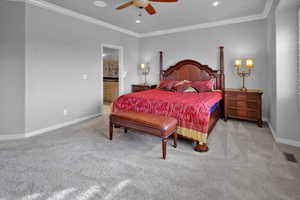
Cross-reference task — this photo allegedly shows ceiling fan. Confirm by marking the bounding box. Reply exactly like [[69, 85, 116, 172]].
[[116, 0, 178, 15]]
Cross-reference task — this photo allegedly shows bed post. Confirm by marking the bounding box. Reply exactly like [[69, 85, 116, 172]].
[[219, 46, 225, 90], [159, 51, 163, 80], [219, 46, 226, 121], [195, 47, 225, 153]]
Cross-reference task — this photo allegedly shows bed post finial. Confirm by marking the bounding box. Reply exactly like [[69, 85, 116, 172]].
[[219, 46, 225, 90], [159, 51, 163, 80]]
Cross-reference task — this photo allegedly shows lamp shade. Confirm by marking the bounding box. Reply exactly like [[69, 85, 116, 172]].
[[139, 63, 146, 69], [246, 59, 254, 68], [234, 59, 242, 67]]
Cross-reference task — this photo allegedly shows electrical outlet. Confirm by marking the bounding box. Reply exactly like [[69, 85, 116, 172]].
[[63, 109, 68, 116]]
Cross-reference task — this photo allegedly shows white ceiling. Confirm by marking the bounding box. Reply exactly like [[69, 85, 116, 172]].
[[41, 0, 269, 34]]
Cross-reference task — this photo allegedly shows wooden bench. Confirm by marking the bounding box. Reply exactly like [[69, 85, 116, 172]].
[[109, 111, 178, 159]]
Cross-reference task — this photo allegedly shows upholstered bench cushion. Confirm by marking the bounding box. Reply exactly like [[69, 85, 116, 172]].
[[110, 111, 177, 137], [109, 111, 178, 159]]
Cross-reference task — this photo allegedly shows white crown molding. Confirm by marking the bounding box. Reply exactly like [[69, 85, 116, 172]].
[[11, 0, 140, 38], [262, 0, 274, 18], [141, 0, 275, 37], [0, 113, 101, 141], [139, 14, 264, 38], [9, 0, 274, 38]]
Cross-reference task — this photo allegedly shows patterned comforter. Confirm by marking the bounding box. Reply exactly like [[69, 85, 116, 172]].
[[112, 89, 222, 143]]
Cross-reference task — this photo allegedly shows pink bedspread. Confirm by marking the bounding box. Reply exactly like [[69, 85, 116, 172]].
[[112, 89, 222, 134]]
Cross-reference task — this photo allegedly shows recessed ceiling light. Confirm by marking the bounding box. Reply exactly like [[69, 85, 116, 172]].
[[212, 1, 219, 7], [136, 20, 141, 24], [94, 1, 107, 8]]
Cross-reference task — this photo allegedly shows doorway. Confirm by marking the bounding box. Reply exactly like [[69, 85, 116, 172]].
[[100, 44, 124, 108]]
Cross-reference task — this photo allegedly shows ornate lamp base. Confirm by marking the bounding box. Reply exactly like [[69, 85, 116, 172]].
[[240, 87, 248, 91], [142, 72, 149, 86], [239, 73, 250, 92]]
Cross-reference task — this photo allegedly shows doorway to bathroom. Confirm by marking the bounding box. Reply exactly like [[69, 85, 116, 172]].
[[100, 44, 124, 107]]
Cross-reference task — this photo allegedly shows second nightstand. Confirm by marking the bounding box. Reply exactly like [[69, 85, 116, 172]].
[[224, 89, 263, 127], [131, 84, 157, 93]]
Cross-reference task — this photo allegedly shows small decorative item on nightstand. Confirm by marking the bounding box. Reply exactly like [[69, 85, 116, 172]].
[[131, 84, 157, 93], [234, 58, 254, 91], [224, 89, 263, 127]]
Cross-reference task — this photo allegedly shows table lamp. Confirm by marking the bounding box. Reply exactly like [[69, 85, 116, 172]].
[[139, 63, 150, 85], [234, 58, 254, 91]]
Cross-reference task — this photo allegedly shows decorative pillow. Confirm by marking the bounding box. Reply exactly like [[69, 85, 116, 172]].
[[172, 80, 192, 92], [191, 80, 213, 92], [158, 80, 178, 90], [183, 86, 198, 93]]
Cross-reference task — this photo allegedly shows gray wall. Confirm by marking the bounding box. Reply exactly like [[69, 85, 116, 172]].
[[140, 20, 269, 119], [275, 0, 300, 142], [2, 0, 300, 144], [25, 4, 139, 132], [266, 0, 279, 133], [0, 1, 25, 135]]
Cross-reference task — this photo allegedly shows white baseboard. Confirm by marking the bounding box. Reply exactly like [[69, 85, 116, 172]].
[[0, 113, 101, 141], [266, 118, 276, 139], [274, 137, 300, 148], [2, 114, 299, 148], [26, 113, 101, 138], [266, 120, 300, 148], [0, 133, 26, 141]]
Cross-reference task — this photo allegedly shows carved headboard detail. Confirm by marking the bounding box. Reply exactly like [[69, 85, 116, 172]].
[[159, 47, 225, 90]]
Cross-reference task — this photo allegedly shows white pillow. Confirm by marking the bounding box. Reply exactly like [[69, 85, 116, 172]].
[[184, 86, 197, 93]]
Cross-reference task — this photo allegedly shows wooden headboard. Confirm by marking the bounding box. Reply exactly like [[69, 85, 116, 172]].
[[159, 47, 225, 90]]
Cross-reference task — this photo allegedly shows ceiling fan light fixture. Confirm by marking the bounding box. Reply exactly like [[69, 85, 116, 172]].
[[94, 1, 107, 8], [116, 0, 178, 15], [212, 1, 220, 7], [133, 0, 149, 8]]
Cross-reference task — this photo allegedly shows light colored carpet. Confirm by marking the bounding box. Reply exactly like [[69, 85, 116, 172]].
[[1, 107, 300, 200]]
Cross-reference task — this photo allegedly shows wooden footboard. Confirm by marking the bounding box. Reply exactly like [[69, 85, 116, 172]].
[[177, 103, 222, 152], [208, 103, 222, 134]]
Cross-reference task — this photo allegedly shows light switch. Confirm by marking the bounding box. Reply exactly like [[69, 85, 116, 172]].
[[83, 74, 88, 80], [122, 71, 127, 78]]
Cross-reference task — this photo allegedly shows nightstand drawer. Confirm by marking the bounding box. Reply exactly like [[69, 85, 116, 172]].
[[228, 100, 257, 110], [224, 89, 263, 127], [228, 109, 257, 120], [227, 93, 257, 102]]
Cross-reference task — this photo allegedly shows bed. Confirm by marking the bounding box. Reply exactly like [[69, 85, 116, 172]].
[[113, 47, 225, 152]]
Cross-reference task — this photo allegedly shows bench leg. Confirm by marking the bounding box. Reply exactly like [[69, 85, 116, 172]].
[[173, 132, 177, 148], [124, 128, 128, 133], [109, 120, 113, 140], [162, 138, 167, 160]]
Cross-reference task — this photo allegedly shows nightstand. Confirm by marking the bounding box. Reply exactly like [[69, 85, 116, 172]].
[[224, 89, 263, 127], [131, 84, 157, 93]]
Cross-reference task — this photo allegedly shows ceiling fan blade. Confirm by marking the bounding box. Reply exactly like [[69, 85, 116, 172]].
[[149, 0, 178, 2], [144, 4, 156, 15], [116, 1, 134, 10]]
